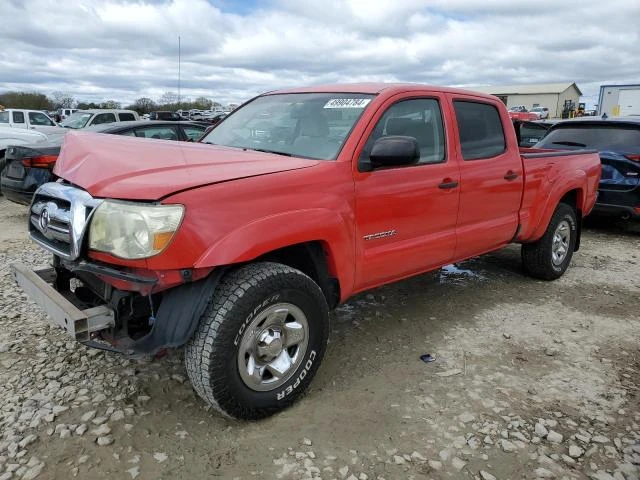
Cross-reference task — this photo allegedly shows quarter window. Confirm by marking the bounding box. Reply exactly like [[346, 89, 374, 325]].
[[453, 101, 506, 160], [0, 111, 9, 123], [361, 98, 446, 166], [118, 113, 136, 121]]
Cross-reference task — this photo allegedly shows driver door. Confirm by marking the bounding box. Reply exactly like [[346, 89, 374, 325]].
[[353, 95, 461, 290]]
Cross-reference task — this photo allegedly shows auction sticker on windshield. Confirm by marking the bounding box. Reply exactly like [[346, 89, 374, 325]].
[[323, 98, 372, 109]]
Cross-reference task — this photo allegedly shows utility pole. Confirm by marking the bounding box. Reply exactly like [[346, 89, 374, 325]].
[[178, 36, 181, 108]]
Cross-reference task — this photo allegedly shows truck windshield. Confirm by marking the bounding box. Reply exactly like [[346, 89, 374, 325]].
[[536, 124, 640, 151], [60, 112, 93, 129], [201, 93, 375, 160]]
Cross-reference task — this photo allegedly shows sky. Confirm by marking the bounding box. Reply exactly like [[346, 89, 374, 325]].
[[0, 0, 638, 108]]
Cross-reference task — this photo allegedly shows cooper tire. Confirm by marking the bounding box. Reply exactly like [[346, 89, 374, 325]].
[[185, 262, 329, 420], [521, 203, 577, 280]]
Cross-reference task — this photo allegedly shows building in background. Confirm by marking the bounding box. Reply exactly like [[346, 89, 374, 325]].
[[598, 84, 640, 117], [470, 82, 582, 118]]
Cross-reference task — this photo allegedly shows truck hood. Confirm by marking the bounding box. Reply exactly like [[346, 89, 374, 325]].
[[54, 131, 319, 200]]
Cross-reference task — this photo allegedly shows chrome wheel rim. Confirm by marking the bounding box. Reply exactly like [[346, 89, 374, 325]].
[[551, 220, 571, 266], [237, 303, 309, 391]]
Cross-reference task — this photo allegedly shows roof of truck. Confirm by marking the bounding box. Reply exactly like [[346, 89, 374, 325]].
[[267, 83, 499, 100]]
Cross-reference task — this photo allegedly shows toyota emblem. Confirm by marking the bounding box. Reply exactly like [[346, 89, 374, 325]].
[[39, 208, 50, 232]]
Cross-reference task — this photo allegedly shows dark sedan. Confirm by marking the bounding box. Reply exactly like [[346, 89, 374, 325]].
[[535, 117, 640, 220], [1, 121, 207, 205]]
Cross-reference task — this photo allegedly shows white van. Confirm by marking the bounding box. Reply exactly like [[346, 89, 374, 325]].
[[56, 108, 78, 122]]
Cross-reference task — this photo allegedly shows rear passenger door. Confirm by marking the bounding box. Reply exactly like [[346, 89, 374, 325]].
[[451, 97, 523, 260], [354, 95, 460, 289]]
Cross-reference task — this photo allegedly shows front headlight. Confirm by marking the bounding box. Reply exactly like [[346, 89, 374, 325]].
[[88, 201, 184, 259]]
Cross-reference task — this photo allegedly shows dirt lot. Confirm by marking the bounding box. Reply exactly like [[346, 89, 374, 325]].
[[0, 195, 639, 480]]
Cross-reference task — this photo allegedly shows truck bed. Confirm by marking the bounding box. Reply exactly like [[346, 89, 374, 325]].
[[517, 147, 601, 241]]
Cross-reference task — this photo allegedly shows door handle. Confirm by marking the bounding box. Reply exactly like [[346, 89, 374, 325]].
[[438, 180, 459, 189], [504, 170, 519, 181]]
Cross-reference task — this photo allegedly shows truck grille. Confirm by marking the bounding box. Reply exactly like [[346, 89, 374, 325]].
[[29, 183, 102, 260]]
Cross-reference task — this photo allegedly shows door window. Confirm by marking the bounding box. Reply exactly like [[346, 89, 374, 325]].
[[91, 113, 117, 125], [118, 112, 136, 121], [453, 101, 506, 160], [13, 111, 25, 123], [28, 112, 56, 126], [361, 98, 446, 166], [133, 126, 179, 140], [182, 125, 206, 140]]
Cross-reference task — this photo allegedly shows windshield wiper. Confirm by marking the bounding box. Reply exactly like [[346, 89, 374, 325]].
[[247, 148, 293, 157], [552, 141, 587, 147]]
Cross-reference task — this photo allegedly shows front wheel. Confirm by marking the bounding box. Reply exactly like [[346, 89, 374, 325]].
[[185, 262, 329, 420], [521, 203, 577, 280]]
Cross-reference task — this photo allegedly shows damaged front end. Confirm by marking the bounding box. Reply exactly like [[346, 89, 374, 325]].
[[12, 181, 221, 355]]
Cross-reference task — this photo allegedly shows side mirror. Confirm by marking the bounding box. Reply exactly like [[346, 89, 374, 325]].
[[361, 136, 420, 172]]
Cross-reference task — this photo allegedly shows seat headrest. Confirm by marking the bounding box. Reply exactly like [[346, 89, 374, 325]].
[[298, 115, 329, 137]]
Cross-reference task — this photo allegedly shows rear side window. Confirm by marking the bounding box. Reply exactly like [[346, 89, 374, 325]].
[[118, 113, 136, 121], [0, 111, 8, 123], [454, 101, 506, 160], [536, 125, 640, 151], [13, 111, 25, 123], [133, 126, 179, 140]]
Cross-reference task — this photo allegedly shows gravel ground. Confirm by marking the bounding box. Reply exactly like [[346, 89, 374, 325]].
[[0, 195, 639, 480]]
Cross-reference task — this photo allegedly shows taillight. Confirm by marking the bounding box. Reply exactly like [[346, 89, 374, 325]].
[[22, 155, 58, 169], [625, 154, 640, 162]]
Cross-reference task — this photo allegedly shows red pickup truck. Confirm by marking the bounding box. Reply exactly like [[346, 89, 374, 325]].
[[13, 84, 600, 419], [508, 106, 540, 121]]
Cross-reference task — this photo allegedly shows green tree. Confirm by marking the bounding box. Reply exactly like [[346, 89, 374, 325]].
[[128, 97, 157, 114], [193, 96, 213, 110], [0, 91, 52, 110]]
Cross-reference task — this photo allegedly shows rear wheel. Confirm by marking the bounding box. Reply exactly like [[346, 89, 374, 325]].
[[522, 203, 577, 280], [185, 262, 329, 420]]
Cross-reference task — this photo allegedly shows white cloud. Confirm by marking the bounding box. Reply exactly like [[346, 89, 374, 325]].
[[0, 0, 638, 107]]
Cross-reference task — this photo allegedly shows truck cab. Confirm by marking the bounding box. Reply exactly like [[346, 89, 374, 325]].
[[12, 84, 600, 421]]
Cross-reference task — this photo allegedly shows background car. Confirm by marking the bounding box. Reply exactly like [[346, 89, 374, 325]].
[[513, 120, 552, 148], [54, 108, 78, 122], [0, 127, 65, 195], [535, 117, 640, 220], [1, 120, 207, 204], [59, 109, 139, 129], [0, 108, 63, 134], [149, 111, 182, 121], [530, 106, 549, 119]]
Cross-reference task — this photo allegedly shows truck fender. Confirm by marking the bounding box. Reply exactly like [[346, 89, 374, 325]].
[[527, 174, 585, 242], [194, 209, 355, 297]]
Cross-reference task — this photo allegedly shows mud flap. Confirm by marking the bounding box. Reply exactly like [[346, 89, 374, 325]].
[[132, 269, 226, 354], [574, 216, 582, 252]]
